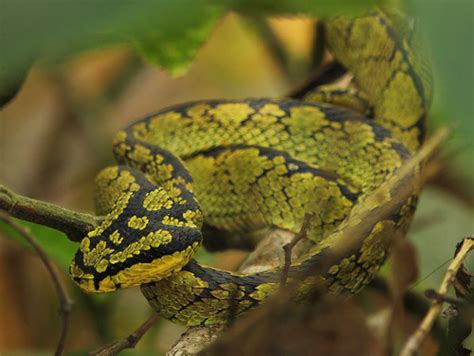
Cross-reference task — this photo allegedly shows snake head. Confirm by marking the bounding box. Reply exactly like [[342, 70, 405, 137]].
[[69, 166, 203, 293]]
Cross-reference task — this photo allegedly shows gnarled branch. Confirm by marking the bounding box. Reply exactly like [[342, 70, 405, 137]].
[[0, 184, 101, 241]]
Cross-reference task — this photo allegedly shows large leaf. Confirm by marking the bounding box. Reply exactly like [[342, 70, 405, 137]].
[[0, 0, 381, 91], [0, 1, 224, 82], [123, 2, 224, 75]]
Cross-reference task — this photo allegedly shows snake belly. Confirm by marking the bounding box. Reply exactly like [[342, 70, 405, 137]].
[[69, 10, 432, 326]]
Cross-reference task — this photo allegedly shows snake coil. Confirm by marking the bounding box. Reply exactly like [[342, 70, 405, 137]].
[[69, 10, 432, 326]]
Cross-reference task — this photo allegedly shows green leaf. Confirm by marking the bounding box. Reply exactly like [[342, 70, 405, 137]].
[[0, 1, 224, 81], [125, 3, 223, 76], [0, 219, 77, 269]]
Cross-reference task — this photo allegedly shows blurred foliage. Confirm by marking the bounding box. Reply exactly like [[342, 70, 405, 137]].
[[410, 188, 474, 291], [409, 0, 474, 185], [0, 0, 377, 90], [0, 1, 222, 80]]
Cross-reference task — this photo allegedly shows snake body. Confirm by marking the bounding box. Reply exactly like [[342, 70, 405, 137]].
[[70, 10, 432, 326]]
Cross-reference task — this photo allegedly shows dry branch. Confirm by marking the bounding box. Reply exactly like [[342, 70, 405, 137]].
[[280, 213, 314, 287], [0, 211, 73, 356], [400, 237, 474, 356], [0, 184, 100, 241], [89, 313, 160, 356]]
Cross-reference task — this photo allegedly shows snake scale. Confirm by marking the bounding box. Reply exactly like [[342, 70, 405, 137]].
[[70, 10, 432, 326]]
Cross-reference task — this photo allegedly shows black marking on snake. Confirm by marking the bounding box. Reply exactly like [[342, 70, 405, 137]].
[[74, 225, 202, 290], [390, 142, 411, 160], [376, 14, 428, 113], [88, 191, 197, 251]]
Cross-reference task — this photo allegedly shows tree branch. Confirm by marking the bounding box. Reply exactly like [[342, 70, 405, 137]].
[[424, 289, 462, 305], [400, 236, 474, 356], [0, 211, 73, 356], [0, 184, 101, 241], [280, 213, 314, 287], [89, 313, 160, 356]]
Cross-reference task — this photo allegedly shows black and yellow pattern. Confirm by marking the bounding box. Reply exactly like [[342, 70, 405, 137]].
[[70, 10, 432, 326]]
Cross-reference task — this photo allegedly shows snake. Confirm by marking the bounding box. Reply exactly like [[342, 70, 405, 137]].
[[69, 10, 432, 326]]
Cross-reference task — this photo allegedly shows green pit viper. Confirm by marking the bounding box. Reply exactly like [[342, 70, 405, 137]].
[[70, 10, 432, 326]]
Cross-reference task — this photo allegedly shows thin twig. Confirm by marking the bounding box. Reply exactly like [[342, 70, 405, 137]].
[[0, 184, 101, 241], [89, 313, 159, 356], [225, 286, 241, 327], [424, 289, 461, 305], [280, 213, 314, 288], [400, 237, 474, 356], [0, 211, 73, 356]]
